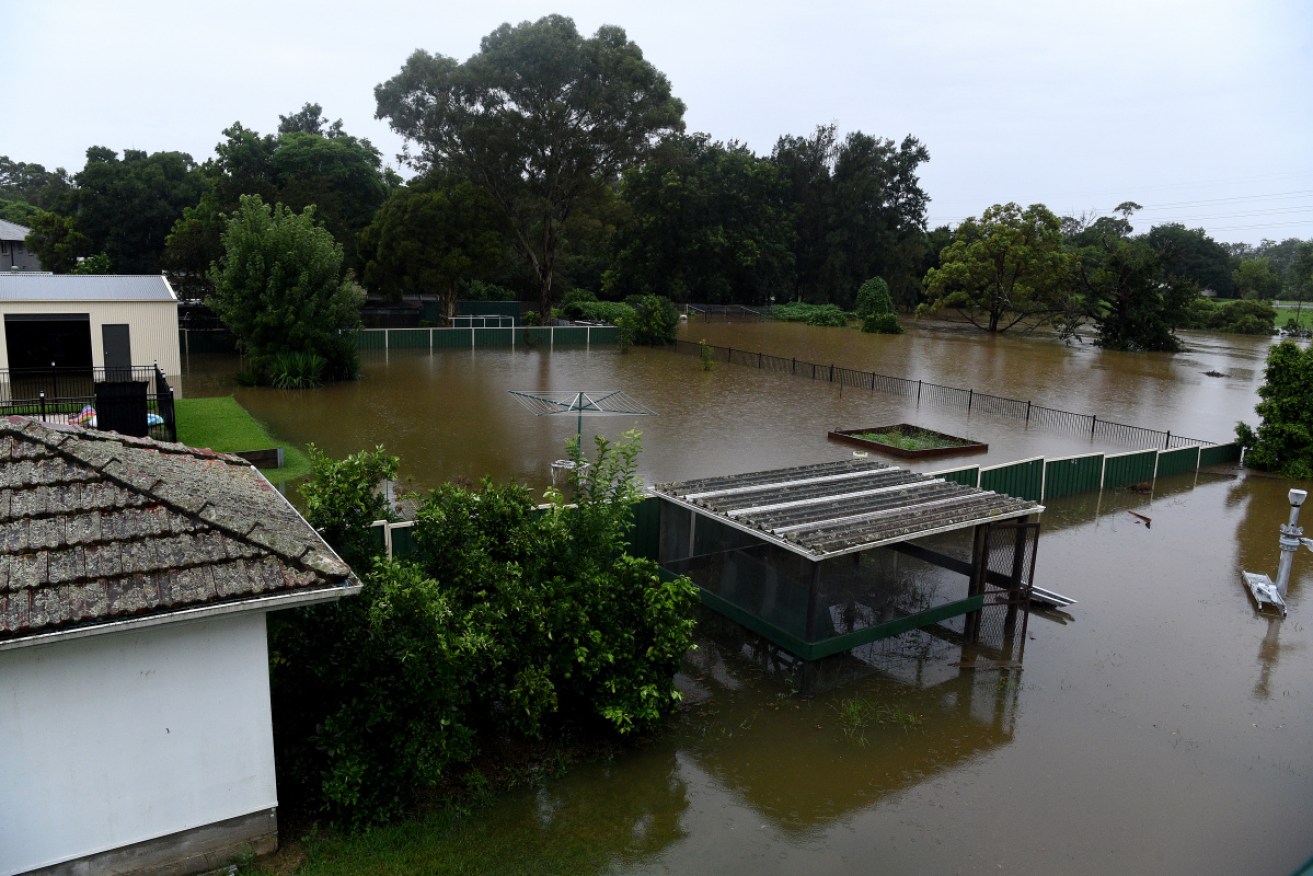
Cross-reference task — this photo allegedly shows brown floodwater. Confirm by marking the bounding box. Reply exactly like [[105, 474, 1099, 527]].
[[182, 321, 1313, 874]]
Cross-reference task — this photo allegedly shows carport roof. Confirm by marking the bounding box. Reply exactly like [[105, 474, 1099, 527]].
[[0, 274, 177, 302], [651, 458, 1043, 560]]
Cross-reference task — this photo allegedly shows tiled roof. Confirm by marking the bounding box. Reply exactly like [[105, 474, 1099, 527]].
[[652, 459, 1043, 560], [0, 273, 177, 302], [0, 417, 354, 643]]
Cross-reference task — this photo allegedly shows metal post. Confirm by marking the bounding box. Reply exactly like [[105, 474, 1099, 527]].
[[917, 379, 922, 402], [968, 388, 973, 414], [1164, 430, 1171, 449], [1275, 494, 1307, 598], [1091, 414, 1097, 436], [39, 391, 46, 422], [1026, 400, 1031, 423], [829, 364, 834, 382]]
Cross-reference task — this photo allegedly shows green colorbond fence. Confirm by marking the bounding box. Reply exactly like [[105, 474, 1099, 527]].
[[1155, 445, 1201, 479], [1043, 454, 1104, 500], [1102, 449, 1158, 489], [179, 329, 238, 354], [936, 466, 980, 487], [979, 457, 1044, 502], [457, 300, 521, 319], [356, 325, 619, 351], [1200, 443, 1243, 467], [935, 443, 1241, 503]]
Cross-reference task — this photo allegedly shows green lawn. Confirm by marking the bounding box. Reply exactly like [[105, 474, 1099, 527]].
[[174, 396, 310, 485], [1272, 302, 1313, 330]]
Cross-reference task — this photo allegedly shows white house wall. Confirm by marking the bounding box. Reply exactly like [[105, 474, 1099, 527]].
[[0, 612, 277, 875], [0, 299, 182, 383]]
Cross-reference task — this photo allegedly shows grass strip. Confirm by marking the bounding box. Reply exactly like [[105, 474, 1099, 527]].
[[852, 428, 964, 451], [174, 396, 310, 485]]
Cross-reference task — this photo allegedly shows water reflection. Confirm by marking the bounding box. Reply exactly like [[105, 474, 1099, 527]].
[[176, 325, 1313, 874]]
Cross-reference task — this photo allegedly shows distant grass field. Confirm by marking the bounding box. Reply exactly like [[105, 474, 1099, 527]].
[[1272, 301, 1313, 330], [174, 396, 310, 485]]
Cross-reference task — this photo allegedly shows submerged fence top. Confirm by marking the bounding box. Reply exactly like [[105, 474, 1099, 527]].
[[652, 458, 1042, 560]]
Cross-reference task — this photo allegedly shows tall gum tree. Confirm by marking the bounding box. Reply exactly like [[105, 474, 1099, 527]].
[[374, 15, 686, 318]]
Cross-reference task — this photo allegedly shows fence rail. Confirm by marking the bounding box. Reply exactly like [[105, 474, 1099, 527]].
[[936, 442, 1241, 503], [672, 339, 1217, 450], [357, 324, 619, 351], [0, 364, 177, 442]]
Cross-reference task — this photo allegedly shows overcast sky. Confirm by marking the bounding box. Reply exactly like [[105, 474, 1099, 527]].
[[3, 0, 1310, 245]]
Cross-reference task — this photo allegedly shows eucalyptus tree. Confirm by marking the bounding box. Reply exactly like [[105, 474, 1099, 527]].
[[375, 15, 686, 317]]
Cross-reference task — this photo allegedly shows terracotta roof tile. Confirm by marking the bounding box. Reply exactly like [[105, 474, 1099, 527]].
[[0, 418, 355, 641]]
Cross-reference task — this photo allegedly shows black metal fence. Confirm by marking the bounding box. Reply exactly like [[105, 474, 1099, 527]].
[[0, 364, 176, 442], [672, 339, 1215, 449]]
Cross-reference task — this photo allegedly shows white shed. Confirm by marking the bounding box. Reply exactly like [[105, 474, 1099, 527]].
[[0, 273, 182, 383], [0, 418, 360, 875]]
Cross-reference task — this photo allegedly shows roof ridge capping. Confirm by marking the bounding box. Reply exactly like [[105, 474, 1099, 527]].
[[4, 418, 349, 580]]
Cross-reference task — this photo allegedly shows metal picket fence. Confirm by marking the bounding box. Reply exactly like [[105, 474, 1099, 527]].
[[672, 339, 1216, 450]]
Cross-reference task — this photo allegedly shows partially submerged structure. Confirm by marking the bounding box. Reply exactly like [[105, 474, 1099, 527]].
[[0, 418, 359, 875], [650, 459, 1044, 682]]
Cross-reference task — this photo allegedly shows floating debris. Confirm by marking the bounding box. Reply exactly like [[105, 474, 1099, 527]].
[[1127, 511, 1152, 529], [1203, 370, 1226, 378]]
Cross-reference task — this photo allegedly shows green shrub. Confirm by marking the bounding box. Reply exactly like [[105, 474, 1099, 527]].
[[861, 313, 904, 334], [624, 294, 680, 345], [771, 302, 850, 327], [854, 276, 894, 319], [1236, 341, 1313, 479], [269, 434, 698, 825], [461, 278, 517, 301], [269, 351, 327, 389]]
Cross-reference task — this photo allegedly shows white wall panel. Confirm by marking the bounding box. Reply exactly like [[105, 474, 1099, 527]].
[[0, 613, 276, 875]]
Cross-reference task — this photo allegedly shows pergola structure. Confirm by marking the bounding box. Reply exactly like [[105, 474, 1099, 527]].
[[650, 458, 1044, 669]]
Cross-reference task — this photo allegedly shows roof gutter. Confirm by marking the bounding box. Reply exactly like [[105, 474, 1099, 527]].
[[0, 579, 361, 654]]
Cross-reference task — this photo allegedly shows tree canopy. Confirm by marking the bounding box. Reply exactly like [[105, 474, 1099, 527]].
[[1236, 341, 1313, 479], [605, 134, 795, 304], [375, 15, 686, 317], [164, 108, 393, 292], [1069, 204, 1193, 351], [920, 202, 1076, 333], [208, 195, 363, 381], [771, 126, 931, 308], [360, 174, 505, 317], [72, 147, 207, 273]]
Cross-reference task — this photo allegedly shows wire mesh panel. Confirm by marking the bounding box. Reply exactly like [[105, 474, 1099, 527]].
[[972, 521, 1040, 656]]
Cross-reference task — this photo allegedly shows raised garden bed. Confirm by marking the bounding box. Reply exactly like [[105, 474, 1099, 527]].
[[828, 424, 988, 459]]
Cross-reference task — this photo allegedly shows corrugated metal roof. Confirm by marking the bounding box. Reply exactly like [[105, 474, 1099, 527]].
[[0, 274, 177, 302], [0, 218, 32, 240], [652, 458, 1043, 560]]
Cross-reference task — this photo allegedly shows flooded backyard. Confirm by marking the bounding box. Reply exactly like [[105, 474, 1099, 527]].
[[182, 320, 1312, 874]]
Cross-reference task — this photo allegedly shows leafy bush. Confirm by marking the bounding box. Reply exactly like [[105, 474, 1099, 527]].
[[856, 276, 902, 333], [624, 294, 680, 345], [1181, 297, 1276, 335], [209, 195, 363, 383], [569, 299, 634, 324], [854, 276, 894, 319], [270, 434, 698, 825], [1236, 341, 1313, 479], [861, 313, 904, 334], [461, 278, 517, 301], [771, 302, 850, 327], [562, 287, 598, 306], [269, 351, 327, 389]]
